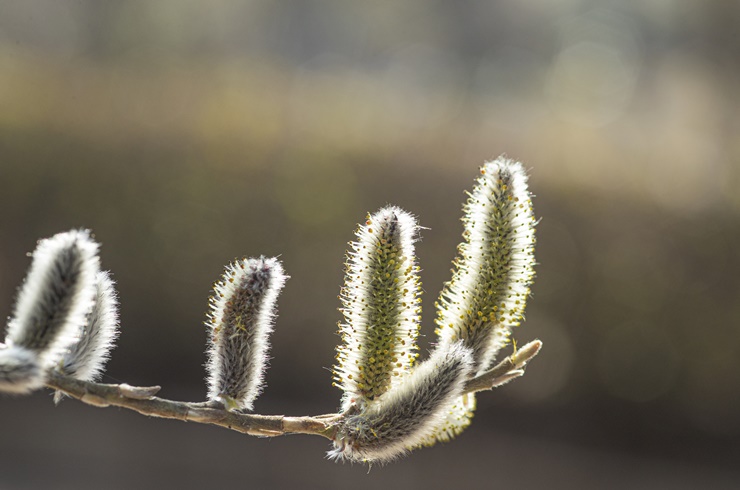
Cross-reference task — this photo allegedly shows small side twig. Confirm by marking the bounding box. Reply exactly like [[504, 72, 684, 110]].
[[463, 340, 542, 393]]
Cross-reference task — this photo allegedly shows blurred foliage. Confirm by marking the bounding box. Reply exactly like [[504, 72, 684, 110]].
[[1, 0, 740, 488]]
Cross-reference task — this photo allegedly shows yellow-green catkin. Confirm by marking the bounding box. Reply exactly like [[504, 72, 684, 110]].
[[416, 393, 477, 447], [333, 206, 422, 410], [429, 156, 536, 443]]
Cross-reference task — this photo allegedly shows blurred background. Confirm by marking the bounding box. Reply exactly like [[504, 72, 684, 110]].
[[1, 1, 739, 488]]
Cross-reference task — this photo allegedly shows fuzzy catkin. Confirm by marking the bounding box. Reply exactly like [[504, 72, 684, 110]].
[[333, 206, 422, 409], [427, 157, 536, 444], [329, 342, 473, 464], [415, 392, 477, 446], [1, 230, 100, 393], [0, 346, 44, 394], [206, 257, 287, 411], [436, 157, 536, 374], [55, 271, 120, 403]]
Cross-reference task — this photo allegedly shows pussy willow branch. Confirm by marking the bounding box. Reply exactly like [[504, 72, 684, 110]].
[[44, 340, 541, 440]]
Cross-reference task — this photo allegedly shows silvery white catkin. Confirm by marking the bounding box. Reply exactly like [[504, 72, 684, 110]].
[[333, 206, 422, 409], [329, 342, 473, 464], [54, 271, 120, 403], [0, 230, 99, 393], [206, 256, 287, 411], [0, 346, 43, 394], [429, 157, 536, 443]]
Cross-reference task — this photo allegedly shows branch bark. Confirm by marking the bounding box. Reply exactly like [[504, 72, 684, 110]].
[[45, 371, 342, 440], [43, 340, 540, 440]]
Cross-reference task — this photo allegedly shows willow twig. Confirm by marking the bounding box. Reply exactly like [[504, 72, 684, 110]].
[[43, 340, 540, 442], [45, 371, 342, 440], [463, 340, 542, 393]]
